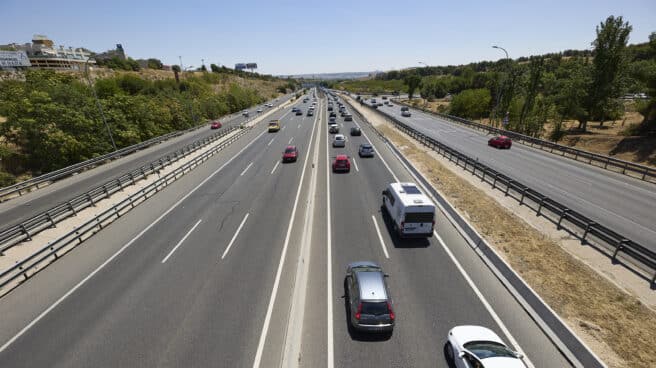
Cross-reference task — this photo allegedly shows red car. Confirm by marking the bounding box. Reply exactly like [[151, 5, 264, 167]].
[[332, 154, 351, 173], [282, 146, 299, 162], [488, 135, 512, 149], [210, 121, 222, 129]]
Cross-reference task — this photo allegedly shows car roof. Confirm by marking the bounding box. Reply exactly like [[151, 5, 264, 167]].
[[335, 134, 345, 139], [285, 145, 296, 150], [355, 270, 388, 301], [450, 325, 504, 346], [389, 182, 435, 208]]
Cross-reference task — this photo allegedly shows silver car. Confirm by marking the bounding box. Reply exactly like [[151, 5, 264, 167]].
[[358, 143, 374, 157], [345, 262, 395, 333], [333, 134, 346, 147]]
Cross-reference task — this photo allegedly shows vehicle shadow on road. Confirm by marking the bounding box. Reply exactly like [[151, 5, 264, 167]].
[[379, 206, 430, 248], [342, 278, 392, 342]]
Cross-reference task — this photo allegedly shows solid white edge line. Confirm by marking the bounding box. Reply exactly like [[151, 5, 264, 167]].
[[240, 162, 254, 176], [433, 230, 535, 368], [161, 219, 202, 263], [221, 213, 250, 259], [270, 161, 280, 175], [252, 96, 320, 368], [326, 100, 335, 368], [351, 157, 359, 172], [0, 128, 267, 354], [371, 215, 389, 259]]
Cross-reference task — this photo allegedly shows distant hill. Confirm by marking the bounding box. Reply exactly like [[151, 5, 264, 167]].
[[281, 71, 377, 80]]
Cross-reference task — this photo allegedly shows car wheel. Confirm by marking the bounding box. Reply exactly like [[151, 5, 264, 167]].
[[445, 342, 455, 362]]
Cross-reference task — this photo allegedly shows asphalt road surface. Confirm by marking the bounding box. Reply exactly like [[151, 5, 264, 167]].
[[371, 100, 656, 252], [0, 92, 574, 367]]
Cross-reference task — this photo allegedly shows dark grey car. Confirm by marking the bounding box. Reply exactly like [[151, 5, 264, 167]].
[[345, 262, 395, 333]]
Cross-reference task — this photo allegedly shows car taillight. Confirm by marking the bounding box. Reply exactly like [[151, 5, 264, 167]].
[[387, 302, 395, 320], [355, 303, 362, 320]]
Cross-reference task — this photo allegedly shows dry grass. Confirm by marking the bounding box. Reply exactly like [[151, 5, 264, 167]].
[[376, 123, 656, 368]]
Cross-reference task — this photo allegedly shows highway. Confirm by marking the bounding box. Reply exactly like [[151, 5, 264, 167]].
[[0, 95, 292, 233], [0, 91, 574, 367], [372, 100, 656, 252]]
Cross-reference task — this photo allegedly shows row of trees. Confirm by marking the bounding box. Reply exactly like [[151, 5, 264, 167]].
[[374, 16, 653, 138], [0, 69, 281, 185]]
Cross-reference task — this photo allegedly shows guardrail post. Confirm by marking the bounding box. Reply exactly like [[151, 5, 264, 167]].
[[117, 179, 123, 191], [67, 201, 77, 215], [622, 162, 628, 174], [504, 180, 513, 196], [492, 173, 499, 189], [612, 239, 628, 262], [582, 222, 595, 244], [557, 209, 570, 229], [46, 211, 56, 228], [604, 157, 610, 169], [642, 167, 649, 180], [20, 224, 32, 241], [140, 168, 146, 178], [519, 187, 529, 205], [129, 173, 135, 185], [102, 185, 109, 198], [87, 193, 95, 206], [537, 196, 547, 216]]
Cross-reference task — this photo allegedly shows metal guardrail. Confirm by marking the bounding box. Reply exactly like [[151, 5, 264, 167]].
[[357, 101, 656, 284], [0, 126, 241, 255], [392, 100, 656, 183], [0, 126, 249, 293]]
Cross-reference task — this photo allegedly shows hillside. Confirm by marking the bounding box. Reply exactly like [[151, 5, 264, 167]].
[[0, 67, 297, 185]]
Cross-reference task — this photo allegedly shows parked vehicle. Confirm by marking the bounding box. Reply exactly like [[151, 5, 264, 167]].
[[382, 182, 435, 238]]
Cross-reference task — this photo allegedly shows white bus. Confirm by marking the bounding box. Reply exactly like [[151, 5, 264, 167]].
[[382, 182, 435, 238]]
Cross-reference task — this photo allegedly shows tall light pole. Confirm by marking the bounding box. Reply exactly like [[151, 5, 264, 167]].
[[85, 58, 117, 151], [492, 45, 511, 127]]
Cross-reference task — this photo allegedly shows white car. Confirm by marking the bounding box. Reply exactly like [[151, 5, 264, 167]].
[[332, 134, 346, 147], [446, 326, 526, 368], [401, 110, 411, 117], [257, 108, 263, 113]]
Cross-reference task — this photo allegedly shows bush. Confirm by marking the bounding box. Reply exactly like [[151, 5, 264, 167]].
[[449, 89, 491, 119]]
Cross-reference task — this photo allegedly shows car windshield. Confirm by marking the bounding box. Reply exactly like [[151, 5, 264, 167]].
[[284, 148, 295, 153], [464, 341, 517, 359]]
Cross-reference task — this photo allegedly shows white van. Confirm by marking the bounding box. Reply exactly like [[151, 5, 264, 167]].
[[382, 182, 435, 238]]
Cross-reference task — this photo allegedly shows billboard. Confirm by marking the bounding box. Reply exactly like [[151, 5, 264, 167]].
[[246, 63, 257, 70], [0, 51, 31, 68], [235, 63, 247, 71]]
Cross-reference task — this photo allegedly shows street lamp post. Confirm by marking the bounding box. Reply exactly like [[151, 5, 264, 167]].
[[84, 58, 117, 151], [491, 45, 510, 127]]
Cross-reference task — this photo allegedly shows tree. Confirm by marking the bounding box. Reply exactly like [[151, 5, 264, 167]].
[[146, 58, 163, 69], [404, 73, 422, 99], [200, 64, 207, 72], [210, 64, 220, 73], [581, 15, 632, 130], [449, 89, 491, 119], [519, 57, 545, 130], [172, 65, 181, 83]]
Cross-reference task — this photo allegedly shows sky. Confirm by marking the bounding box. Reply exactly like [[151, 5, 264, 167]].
[[2, 0, 655, 75]]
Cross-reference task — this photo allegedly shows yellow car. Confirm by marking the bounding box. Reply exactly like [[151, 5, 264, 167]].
[[268, 120, 281, 132]]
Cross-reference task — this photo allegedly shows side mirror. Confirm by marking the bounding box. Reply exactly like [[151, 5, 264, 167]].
[[458, 352, 466, 359], [384, 273, 390, 278], [515, 352, 524, 359]]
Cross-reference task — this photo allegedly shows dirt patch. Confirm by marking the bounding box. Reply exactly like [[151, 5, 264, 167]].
[[348, 96, 656, 368]]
